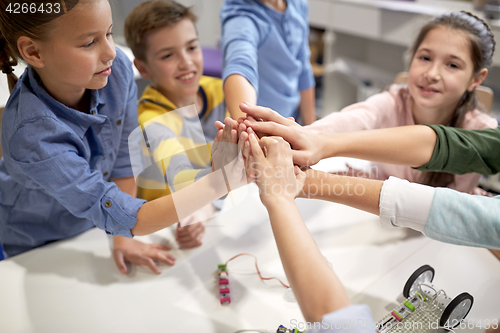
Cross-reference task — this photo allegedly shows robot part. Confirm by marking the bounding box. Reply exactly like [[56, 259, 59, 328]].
[[377, 265, 474, 332], [218, 264, 231, 305], [276, 325, 306, 333]]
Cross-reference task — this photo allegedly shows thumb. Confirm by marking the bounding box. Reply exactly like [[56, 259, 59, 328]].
[[292, 150, 316, 167], [113, 251, 127, 275]]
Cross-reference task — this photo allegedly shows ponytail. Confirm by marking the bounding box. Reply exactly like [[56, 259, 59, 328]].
[[0, 33, 18, 92], [0, 0, 85, 94]]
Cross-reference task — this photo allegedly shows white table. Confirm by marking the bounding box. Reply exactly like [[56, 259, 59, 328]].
[[0, 181, 499, 333]]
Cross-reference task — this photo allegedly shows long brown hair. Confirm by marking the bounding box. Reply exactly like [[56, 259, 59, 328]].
[[0, 0, 83, 92], [407, 11, 496, 187]]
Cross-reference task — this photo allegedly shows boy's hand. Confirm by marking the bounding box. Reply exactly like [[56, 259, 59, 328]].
[[176, 222, 206, 249], [175, 204, 214, 248], [240, 103, 324, 167], [248, 132, 306, 208], [112, 236, 175, 275], [212, 117, 246, 191], [212, 117, 239, 170]]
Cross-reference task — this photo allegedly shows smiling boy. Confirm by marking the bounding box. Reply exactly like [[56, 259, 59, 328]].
[[125, 0, 228, 249]]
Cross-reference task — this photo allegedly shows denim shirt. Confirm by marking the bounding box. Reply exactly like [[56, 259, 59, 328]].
[[0, 48, 145, 257]]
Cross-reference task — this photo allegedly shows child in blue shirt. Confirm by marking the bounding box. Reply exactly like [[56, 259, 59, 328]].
[[0, 0, 243, 273], [220, 0, 316, 124]]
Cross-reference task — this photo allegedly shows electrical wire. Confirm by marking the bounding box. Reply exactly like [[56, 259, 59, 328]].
[[416, 283, 441, 313], [416, 283, 457, 333], [225, 253, 290, 288]]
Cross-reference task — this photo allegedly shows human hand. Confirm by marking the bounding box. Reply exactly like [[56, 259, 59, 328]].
[[175, 204, 214, 248], [212, 117, 238, 170], [212, 117, 246, 191], [176, 222, 206, 248], [247, 132, 306, 208], [112, 235, 175, 275], [470, 187, 494, 197], [240, 103, 325, 166]]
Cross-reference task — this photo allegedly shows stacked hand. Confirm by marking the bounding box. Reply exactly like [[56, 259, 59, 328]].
[[213, 109, 305, 205], [236, 103, 326, 167], [212, 117, 247, 191], [212, 104, 313, 199], [244, 132, 306, 207]]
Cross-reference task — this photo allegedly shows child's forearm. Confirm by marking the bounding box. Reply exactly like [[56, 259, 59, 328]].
[[132, 170, 228, 235], [111, 177, 138, 243], [266, 198, 349, 323], [321, 125, 437, 168], [111, 176, 137, 198], [299, 87, 316, 125], [224, 74, 257, 120], [300, 170, 383, 215]]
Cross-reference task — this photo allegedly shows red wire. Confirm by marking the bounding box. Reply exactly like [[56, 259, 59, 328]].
[[225, 253, 290, 288]]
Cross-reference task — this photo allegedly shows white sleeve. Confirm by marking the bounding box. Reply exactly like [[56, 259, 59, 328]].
[[379, 177, 436, 232]]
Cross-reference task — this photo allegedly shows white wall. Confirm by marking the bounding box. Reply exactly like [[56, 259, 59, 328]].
[[111, 0, 225, 47], [0, 64, 26, 108]]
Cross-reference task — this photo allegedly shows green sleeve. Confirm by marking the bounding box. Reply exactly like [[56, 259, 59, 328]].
[[415, 124, 500, 175]]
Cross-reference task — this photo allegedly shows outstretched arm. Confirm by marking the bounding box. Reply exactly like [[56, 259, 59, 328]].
[[224, 74, 257, 120], [133, 118, 245, 235], [301, 169, 500, 250], [240, 103, 436, 168], [242, 104, 500, 176], [111, 177, 176, 275], [299, 169, 383, 215], [299, 87, 316, 126], [247, 134, 349, 323]]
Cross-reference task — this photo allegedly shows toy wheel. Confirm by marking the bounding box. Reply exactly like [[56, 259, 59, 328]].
[[403, 265, 435, 298], [440, 292, 473, 328]]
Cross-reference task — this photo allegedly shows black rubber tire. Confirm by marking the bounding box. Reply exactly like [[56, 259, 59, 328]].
[[440, 292, 474, 328], [403, 264, 435, 298]]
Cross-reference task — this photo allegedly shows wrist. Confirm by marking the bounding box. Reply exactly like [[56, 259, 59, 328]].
[[113, 235, 128, 247], [297, 169, 317, 198], [316, 133, 332, 160], [263, 195, 296, 211]]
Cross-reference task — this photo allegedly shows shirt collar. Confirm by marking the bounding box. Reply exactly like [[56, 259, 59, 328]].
[[140, 85, 207, 119], [27, 66, 107, 138]]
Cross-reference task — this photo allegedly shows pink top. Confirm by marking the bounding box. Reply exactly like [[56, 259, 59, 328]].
[[307, 84, 498, 193]]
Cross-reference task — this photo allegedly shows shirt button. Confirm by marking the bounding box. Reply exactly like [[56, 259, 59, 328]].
[[105, 200, 112, 208], [116, 119, 122, 125], [103, 172, 109, 177]]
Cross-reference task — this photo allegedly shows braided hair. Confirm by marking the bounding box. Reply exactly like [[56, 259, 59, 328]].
[[0, 32, 18, 92], [0, 0, 83, 93]]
